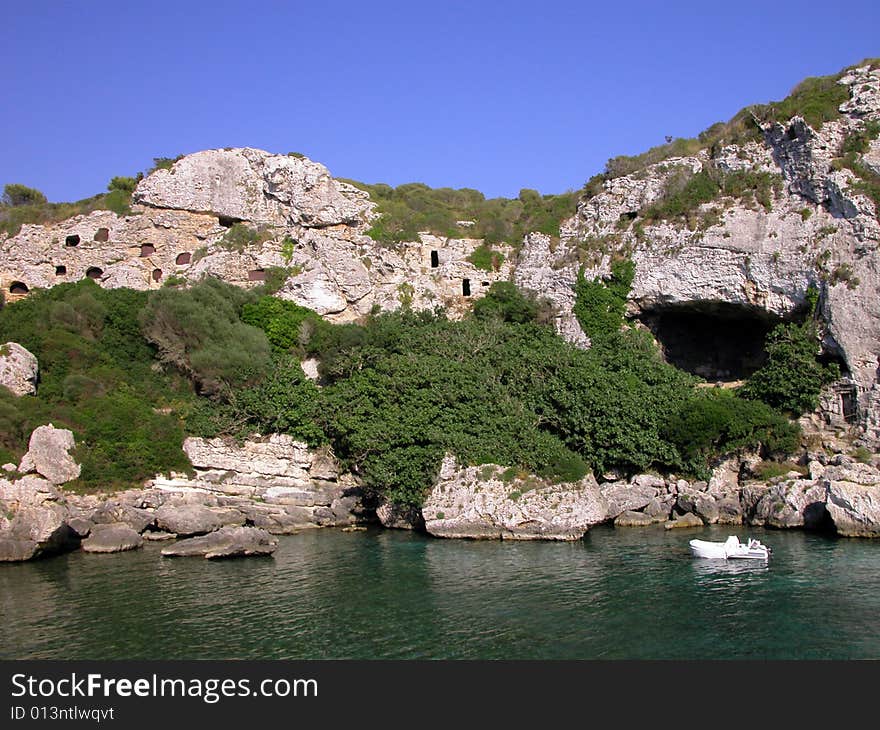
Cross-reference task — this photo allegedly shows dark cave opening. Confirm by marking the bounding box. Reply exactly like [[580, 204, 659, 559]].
[[638, 302, 783, 381]]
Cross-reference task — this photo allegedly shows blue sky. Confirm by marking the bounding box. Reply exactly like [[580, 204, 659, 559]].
[[2, 1, 878, 202]]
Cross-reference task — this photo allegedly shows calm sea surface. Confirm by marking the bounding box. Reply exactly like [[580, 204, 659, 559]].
[[2, 524, 878, 659]]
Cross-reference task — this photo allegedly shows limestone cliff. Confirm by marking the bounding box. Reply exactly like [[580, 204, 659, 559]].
[[0, 148, 511, 321], [3, 61, 880, 436], [517, 62, 880, 434]]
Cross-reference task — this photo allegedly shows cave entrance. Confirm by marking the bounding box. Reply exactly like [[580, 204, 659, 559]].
[[430, 250, 439, 268], [462, 279, 471, 297], [638, 302, 782, 381]]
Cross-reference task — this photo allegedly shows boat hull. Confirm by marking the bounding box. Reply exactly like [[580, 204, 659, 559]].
[[689, 538, 769, 561]]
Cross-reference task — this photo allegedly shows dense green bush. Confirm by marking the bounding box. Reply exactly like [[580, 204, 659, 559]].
[[573, 258, 635, 345], [241, 295, 322, 353], [186, 355, 324, 444], [139, 278, 271, 397], [740, 321, 839, 414], [472, 282, 539, 324], [666, 389, 800, 477], [467, 244, 504, 271], [0, 280, 192, 491]]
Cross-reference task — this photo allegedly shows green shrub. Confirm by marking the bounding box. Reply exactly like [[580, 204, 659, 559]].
[[666, 390, 800, 477], [0, 282, 195, 492], [472, 282, 539, 324], [753, 74, 849, 130], [241, 296, 321, 353], [139, 278, 271, 396], [740, 321, 839, 414], [346, 179, 578, 247], [219, 223, 273, 251], [467, 244, 504, 271], [753, 460, 807, 480], [573, 258, 635, 345], [2, 183, 47, 207]]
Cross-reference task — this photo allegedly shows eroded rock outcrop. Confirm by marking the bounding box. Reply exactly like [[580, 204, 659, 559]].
[[422, 456, 607, 540], [516, 63, 880, 432], [0, 342, 38, 396], [151, 435, 367, 531], [18, 424, 81, 485], [133, 148, 375, 229], [161, 525, 277, 559], [0, 475, 76, 561]]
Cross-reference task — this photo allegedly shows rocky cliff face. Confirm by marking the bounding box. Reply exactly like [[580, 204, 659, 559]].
[[517, 63, 880, 434], [3, 64, 880, 435], [0, 148, 510, 321]]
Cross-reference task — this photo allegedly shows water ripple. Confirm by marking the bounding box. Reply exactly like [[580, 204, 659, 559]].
[[1, 525, 880, 659]]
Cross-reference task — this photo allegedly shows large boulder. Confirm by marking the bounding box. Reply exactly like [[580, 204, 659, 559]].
[[161, 526, 277, 559], [154, 503, 244, 537], [17, 424, 81, 485], [750, 480, 829, 529], [81, 524, 143, 553], [0, 342, 38, 396], [376, 500, 424, 530], [0, 475, 76, 561], [422, 456, 608, 540], [133, 148, 374, 229], [825, 481, 880, 537], [599, 479, 658, 520]]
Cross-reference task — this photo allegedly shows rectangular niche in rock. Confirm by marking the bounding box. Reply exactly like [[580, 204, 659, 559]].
[[65, 234, 80, 247], [55, 265, 67, 275], [248, 269, 266, 282], [140, 244, 156, 257], [462, 279, 471, 297], [93, 228, 110, 242], [430, 250, 439, 268]]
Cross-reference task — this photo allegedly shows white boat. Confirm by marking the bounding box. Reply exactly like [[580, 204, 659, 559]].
[[689, 535, 771, 561]]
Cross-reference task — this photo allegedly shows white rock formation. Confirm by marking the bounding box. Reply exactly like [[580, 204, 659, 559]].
[[18, 424, 81, 485], [133, 148, 374, 228], [516, 63, 880, 431], [0, 475, 74, 561], [0, 342, 38, 396], [421, 455, 608, 540]]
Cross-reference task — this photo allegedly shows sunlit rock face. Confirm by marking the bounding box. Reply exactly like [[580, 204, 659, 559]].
[[516, 64, 880, 429]]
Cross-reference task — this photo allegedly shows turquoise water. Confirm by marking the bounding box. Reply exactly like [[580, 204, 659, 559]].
[[1, 524, 879, 659]]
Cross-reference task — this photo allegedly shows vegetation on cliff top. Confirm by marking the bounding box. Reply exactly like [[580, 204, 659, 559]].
[[585, 57, 880, 195], [343, 180, 579, 247], [0, 156, 185, 238]]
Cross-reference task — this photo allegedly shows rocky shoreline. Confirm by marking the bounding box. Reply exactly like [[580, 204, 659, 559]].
[[3, 420, 880, 564]]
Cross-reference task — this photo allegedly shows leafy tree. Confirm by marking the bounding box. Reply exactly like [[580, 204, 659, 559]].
[[2, 183, 47, 207], [139, 278, 271, 397]]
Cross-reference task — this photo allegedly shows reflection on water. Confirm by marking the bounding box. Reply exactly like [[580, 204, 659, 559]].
[[1, 524, 879, 659]]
